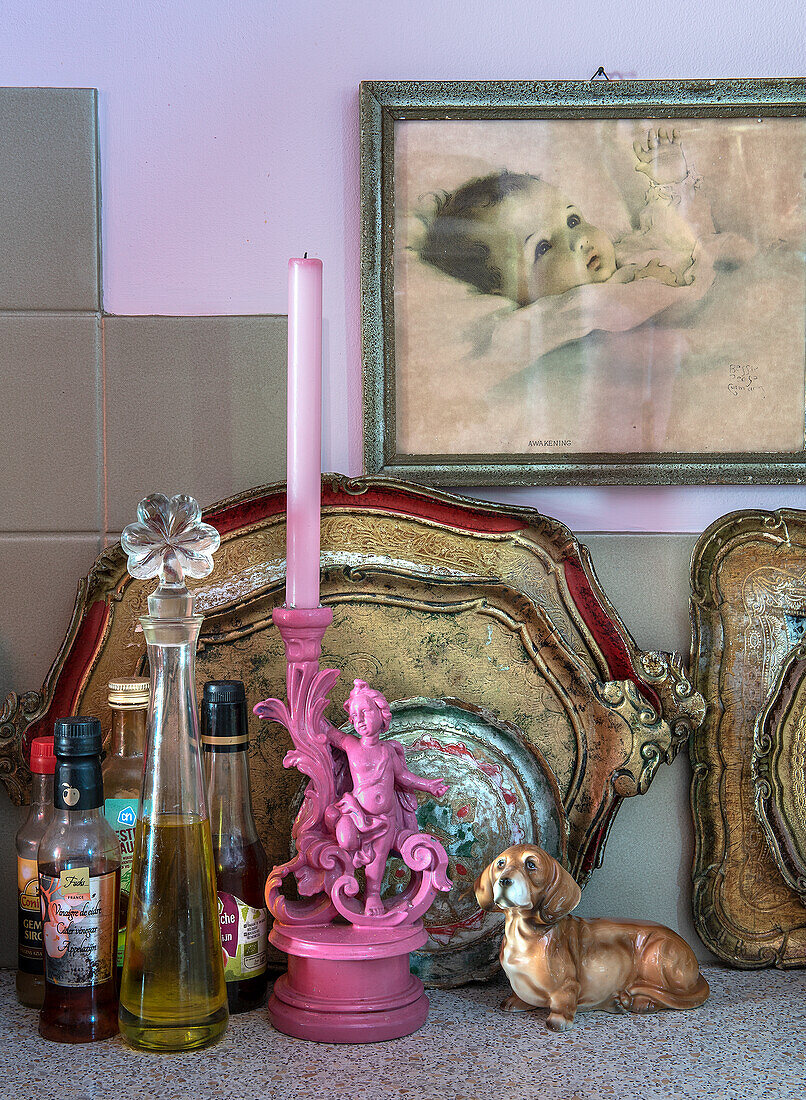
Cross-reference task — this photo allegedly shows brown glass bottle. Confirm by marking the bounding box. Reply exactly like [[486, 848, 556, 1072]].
[[16, 737, 55, 1007], [202, 681, 269, 1013], [39, 717, 121, 1043], [102, 677, 148, 974]]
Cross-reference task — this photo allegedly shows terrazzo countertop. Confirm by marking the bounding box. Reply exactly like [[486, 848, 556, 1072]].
[[1, 967, 804, 1100]]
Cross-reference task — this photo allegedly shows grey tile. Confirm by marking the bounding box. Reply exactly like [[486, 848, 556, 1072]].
[[0, 88, 100, 311], [0, 313, 102, 531], [104, 315, 287, 529], [0, 535, 101, 701], [580, 532, 697, 657], [576, 754, 715, 962]]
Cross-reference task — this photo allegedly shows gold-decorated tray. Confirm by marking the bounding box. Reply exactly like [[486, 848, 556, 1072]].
[[754, 642, 806, 900], [691, 508, 806, 968], [6, 476, 703, 887]]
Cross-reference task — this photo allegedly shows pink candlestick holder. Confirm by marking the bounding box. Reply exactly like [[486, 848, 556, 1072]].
[[254, 605, 451, 1043]]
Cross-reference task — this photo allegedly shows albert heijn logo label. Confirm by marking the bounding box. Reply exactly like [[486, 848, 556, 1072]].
[[117, 806, 137, 828]]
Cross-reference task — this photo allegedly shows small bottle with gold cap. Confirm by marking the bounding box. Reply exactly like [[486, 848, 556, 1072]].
[[103, 677, 149, 972]]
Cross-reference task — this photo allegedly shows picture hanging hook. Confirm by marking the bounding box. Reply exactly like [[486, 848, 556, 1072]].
[[590, 67, 610, 81]]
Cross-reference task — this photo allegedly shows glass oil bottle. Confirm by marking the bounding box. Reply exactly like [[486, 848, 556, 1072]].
[[117, 493, 227, 1052], [38, 717, 121, 1043], [16, 736, 55, 1007], [103, 677, 149, 973], [202, 680, 269, 1013]]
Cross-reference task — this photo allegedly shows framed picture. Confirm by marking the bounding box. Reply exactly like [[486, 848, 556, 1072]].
[[360, 79, 806, 485]]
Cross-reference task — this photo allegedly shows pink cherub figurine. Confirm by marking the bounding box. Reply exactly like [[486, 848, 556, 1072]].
[[321, 680, 448, 917]]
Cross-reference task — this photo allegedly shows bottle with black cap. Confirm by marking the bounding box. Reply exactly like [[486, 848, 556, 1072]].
[[37, 716, 121, 1043], [202, 680, 269, 1013]]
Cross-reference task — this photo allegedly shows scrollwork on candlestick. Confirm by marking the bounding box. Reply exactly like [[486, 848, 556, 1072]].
[[254, 606, 451, 931]]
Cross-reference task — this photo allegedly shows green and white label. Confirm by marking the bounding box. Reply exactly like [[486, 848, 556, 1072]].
[[104, 798, 138, 966], [218, 891, 268, 982]]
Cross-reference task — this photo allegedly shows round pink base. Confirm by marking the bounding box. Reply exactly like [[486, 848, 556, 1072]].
[[269, 922, 430, 1043]]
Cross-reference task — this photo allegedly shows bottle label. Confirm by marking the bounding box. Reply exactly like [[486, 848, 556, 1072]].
[[39, 868, 117, 987], [104, 798, 138, 966], [218, 892, 267, 982], [18, 857, 43, 975]]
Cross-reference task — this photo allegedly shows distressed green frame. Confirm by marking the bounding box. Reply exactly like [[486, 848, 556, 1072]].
[[360, 78, 806, 486]]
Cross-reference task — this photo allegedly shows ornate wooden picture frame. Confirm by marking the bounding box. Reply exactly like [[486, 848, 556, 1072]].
[[361, 78, 806, 485], [6, 478, 703, 896], [690, 508, 806, 967]]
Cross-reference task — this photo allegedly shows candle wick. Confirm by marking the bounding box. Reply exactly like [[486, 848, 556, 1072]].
[[304, 251, 308, 259]]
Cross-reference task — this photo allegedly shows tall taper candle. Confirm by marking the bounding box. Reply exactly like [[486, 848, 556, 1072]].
[[286, 256, 323, 609]]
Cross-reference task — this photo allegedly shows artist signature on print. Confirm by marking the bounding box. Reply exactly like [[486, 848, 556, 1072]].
[[728, 364, 766, 399]]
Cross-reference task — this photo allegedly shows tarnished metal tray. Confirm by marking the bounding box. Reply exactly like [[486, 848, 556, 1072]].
[[377, 697, 566, 987], [691, 508, 806, 968], [5, 476, 703, 888]]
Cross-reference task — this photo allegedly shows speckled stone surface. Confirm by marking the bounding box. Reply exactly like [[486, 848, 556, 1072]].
[[2, 967, 804, 1100]]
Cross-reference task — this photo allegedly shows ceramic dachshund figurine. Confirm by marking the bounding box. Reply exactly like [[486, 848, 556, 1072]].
[[475, 845, 709, 1031]]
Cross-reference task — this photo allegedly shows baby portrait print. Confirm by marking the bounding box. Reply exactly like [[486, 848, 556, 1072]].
[[392, 116, 806, 458]]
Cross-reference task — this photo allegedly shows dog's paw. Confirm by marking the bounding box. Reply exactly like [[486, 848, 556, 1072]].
[[546, 1012, 574, 1032], [500, 993, 533, 1013]]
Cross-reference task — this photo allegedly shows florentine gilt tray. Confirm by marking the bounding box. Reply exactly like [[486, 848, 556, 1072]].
[[5, 477, 703, 891], [753, 642, 806, 902], [691, 508, 806, 968]]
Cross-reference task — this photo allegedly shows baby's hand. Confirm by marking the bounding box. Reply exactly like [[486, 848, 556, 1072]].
[[429, 778, 449, 799], [633, 128, 688, 186]]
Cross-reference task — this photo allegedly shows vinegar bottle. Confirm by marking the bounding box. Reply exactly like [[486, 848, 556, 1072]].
[[16, 736, 55, 1007], [38, 717, 121, 1043], [202, 680, 269, 1013], [103, 677, 149, 973], [118, 493, 228, 1052]]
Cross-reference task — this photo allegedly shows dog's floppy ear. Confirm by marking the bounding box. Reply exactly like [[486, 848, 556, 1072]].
[[474, 862, 496, 911], [537, 852, 581, 924]]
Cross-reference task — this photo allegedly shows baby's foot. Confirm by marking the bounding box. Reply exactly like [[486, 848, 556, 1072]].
[[633, 128, 688, 187], [364, 893, 385, 917]]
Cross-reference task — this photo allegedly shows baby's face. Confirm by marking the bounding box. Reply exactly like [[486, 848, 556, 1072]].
[[483, 180, 616, 303]]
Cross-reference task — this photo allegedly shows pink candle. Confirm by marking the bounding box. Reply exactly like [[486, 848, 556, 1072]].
[[286, 256, 323, 608]]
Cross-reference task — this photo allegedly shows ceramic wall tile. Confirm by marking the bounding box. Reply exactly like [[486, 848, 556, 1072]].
[[0, 313, 102, 532], [0, 88, 100, 311], [581, 532, 698, 655], [104, 314, 287, 530], [0, 534, 101, 701]]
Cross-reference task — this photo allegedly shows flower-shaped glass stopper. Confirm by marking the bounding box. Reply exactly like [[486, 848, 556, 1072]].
[[122, 493, 220, 617]]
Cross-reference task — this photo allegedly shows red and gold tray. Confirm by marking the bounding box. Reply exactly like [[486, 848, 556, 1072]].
[[5, 476, 703, 885]]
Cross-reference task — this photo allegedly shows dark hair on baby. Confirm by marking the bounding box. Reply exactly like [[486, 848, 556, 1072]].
[[419, 171, 538, 295]]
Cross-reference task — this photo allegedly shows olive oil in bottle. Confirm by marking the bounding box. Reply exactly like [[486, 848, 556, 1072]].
[[120, 815, 226, 1048], [117, 493, 227, 1052]]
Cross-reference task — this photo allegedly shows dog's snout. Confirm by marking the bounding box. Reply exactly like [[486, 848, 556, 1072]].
[[499, 876, 513, 887]]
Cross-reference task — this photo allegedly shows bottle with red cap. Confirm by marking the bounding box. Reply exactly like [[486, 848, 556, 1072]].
[[16, 736, 56, 1007]]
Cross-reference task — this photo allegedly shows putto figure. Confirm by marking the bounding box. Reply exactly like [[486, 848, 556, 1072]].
[[255, 653, 451, 929], [322, 680, 448, 916]]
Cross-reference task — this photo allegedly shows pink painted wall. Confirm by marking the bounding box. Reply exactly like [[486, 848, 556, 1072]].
[[3, 0, 805, 531]]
